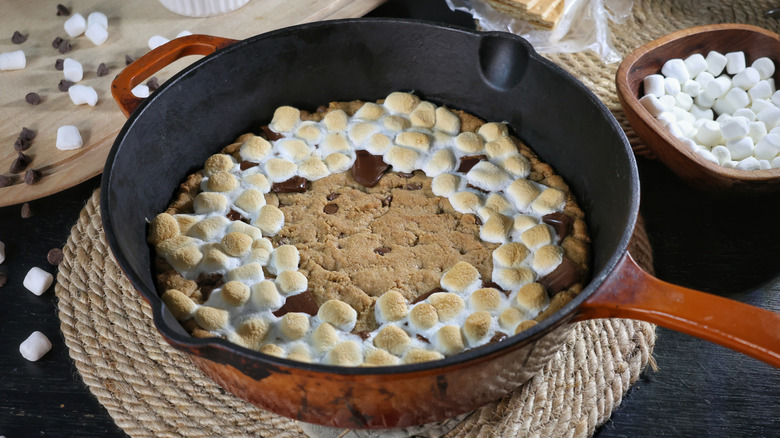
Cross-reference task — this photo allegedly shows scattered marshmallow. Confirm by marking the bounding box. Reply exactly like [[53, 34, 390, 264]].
[[87, 12, 108, 29], [20, 331, 52, 362], [706, 51, 728, 76], [725, 51, 746, 75], [684, 53, 708, 78], [661, 58, 690, 83], [752, 57, 775, 80], [132, 84, 150, 98], [23, 267, 54, 296], [68, 84, 98, 106], [63, 58, 83, 82], [64, 13, 87, 37], [85, 23, 108, 46], [56, 125, 84, 150], [0, 50, 26, 71], [148, 35, 170, 50], [177, 30, 193, 38]]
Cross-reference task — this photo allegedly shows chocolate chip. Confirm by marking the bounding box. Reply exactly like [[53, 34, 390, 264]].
[[58, 79, 74, 92], [374, 247, 391, 256], [323, 203, 339, 214], [416, 334, 430, 344], [10, 152, 31, 173], [405, 183, 422, 190], [25, 92, 41, 105], [397, 171, 415, 178], [195, 273, 224, 301], [58, 40, 72, 54], [355, 331, 371, 341], [52, 36, 64, 49], [56, 4, 70, 16], [239, 161, 259, 171], [457, 155, 487, 173], [24, 169, 42, 185], [260, 125, 284, 141], [55, 58, 64, 70], [0, 274, 7, 288], [96, 62, 109, 77], [271, 176, 308, 193], [0, 175, 13, 187], [146, 76, 160, 91], [326, 192, 340, 201], [12, 31, 27, 44], [47, 248, 64, 265], [20, 202, 33, 218], [125, 54, 134, 66], [14, 137, 31, 152], [381, 195, 392, 207], [226, 209, 248, 222], [20, 127, 36, 141], [474, 215, 482, 226]]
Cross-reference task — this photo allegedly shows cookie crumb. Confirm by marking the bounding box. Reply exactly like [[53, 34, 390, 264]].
[[12, 31, 27, 44], [25, 92, 41, 105], [47, 248, 64, 265], [21, 202, 33, 218]]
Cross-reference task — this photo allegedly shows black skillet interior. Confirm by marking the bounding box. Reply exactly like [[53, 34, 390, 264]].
[[101, 18, 638, 373]]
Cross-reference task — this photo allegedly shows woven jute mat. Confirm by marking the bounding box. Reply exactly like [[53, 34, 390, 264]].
[[56, 190, 655, 437], [544, 0, 780, 159]]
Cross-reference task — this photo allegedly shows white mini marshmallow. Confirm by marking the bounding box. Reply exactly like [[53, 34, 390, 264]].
[[695, 71, 715, 88], [716, 113, 732, 123], [748, 121, 767, 143], [726, 137, 754, 161], [695, 148, 719, 164], [63, 58, 83, 82], [87, 12, 108, 29], [722, 160, 738, 168], [705, 76, 731, 100], [695, 92, 715, 109], [68, 84, 98, 106], [660, 95, 676, 111], [705, 51, 728, 76], [131, 84, 150, 98], [661, 58, 690, 83], [675, 92, 693, 111], [64, 13, 87, 37], [725, 51, 746, 75], [0, 50, 26, 70], [676, 120, 695, 139], [690, 105, 714, 121], [0, 241, 5, 264], [735, 156, 760, 170], [656, 111, 676, 126], [664, 77, 681, 96], [23, 267, 53, 296], [671, 107, 695, 124], [85, 23, 108, 46], [695, 120, 722, 146], [681, 138, 698, 150], [713, 98, 736, 116], [748, 80, 772, 101], [771, 90, 780, 108], [757, 106, 780, 130], [639, 95, 664, 116], [666, 121, 685, 139], [752, 57, 775, 80], [56, 125, 83, 150], [732, 67, 760, 90], [643, 74, 665, 97], [682, 79, 702, 97], [754, 133, 780, 160], [19, 331, 52, 362], [732, 108, 756, 121], [719, 116, 749, 140], [177, 30, 193, 38], [769, 78, 777, 93], [772, 157, 780, 168], [148, 35, 170, 50], [684, 53, 708, 78], [752, 99, 774, 114], [759, 159, 772, 170], [711, 145, 731, 164]]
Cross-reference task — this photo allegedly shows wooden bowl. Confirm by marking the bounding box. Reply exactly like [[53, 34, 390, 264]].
[[616, 23, 780, 193]]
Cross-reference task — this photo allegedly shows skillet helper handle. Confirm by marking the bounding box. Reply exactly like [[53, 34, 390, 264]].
[[112, 35, 238, 117], [576, 252, 780, 367]]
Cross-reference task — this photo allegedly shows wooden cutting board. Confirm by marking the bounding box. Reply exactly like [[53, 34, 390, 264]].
[[0, 0, 386, 207]]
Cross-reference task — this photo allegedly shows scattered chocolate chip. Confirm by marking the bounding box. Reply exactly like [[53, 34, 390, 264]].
[[381, 195, 392, 207], [19, 127, 36, 141], [239, 160, 259, 171], [52, 36, 64, 49], [56, 4, 70, 16], [125, 54, 134, 66], [55, 58, 64, 70], [14, 137, 31, 152], [323, 203, 339, 214], [326, 192, 340, 201], [96, 62, 109, 77], [21, 202, 33, 218], [25, 92, 41, 105], [24, 169, 42, 185], [47, 248, 64, 265], [405, 183, 422, 190], [146, 76, 160, 91], [10, 152, 31, 173], [260, 125, 284, 141], [12, 31, 27, 44], [58, 79, 74, 92], [58, 40, 72, 54], [374, 247, 391, 256], [0, 175, 13, 187]]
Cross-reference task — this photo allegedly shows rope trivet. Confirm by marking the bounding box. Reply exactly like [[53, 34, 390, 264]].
[[56, 190, 655, 437], [543, 0, 780, 159]]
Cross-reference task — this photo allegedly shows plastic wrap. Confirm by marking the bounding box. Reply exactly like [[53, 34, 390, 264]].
[[445, 0, 633, 63]]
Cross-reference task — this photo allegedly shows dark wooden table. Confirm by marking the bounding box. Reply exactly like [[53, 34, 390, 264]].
[[1, 1, 778, 436]]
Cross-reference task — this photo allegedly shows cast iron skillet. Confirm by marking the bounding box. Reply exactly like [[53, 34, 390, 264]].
[[102, 19, 780, 429]]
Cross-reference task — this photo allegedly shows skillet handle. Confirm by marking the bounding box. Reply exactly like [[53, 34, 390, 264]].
[[111, 34, 238, 117], [575, 252, 780, 367]]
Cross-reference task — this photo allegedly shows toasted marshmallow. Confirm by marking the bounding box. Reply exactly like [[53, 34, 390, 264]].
[[501, 155, 531, 178], [323, 109, 349, 132], [485, 137, 518, 159], [320, 132, 351, 156], [193, 192, 228, 214], [410, 101, 436, 128], [235, 317, 270, 350], [251, 280, 283, 310], [240, 136, 272, 162], [354, 102, 386, 120], [204, 154, 234, 176], [156, 235, 195, 258], [530, 188, 566, 215], [448, 191, 482, 214], [505, 178, 541, 210], [312, 322, 340, 353], [395, 131, 431, 152], [484, 193, 514, 216], [480, 213, 512, 243], [435, 325, 465, 355], [317, 299, 357, 331], [248, 246, 270, 265], [375, 290, 409, 322], [364, 133, 392, 155], [384, 92, 420, 114], [422, 148, 457, 176], [260, 343, 284, 357], [277, 138, 312, 162], [221, 281, 250, 306], [243, 173, 271, 193], [200, 246, 232, 272], [174, 214, 199, 235], [221, 232, 252, 257], [499, 307, 523, 331], [253, 237, 274, 253], [263, 158, 297, 183], [409, 303, 438, 330], [532, 244, 564, 275], [383, 115, 411, 132], [435, 107, 461, 135], [295, 121, 322, 143], [298, 156, 330, 180], [228, 262, 264, 283], [428, 292, 466, 322], [454, 132, 484, 154], [514, 320, 538, 335], [279, 312, 310, 340], [324, 153, 353, 173], [521, 224, 553, 249], [161, 289, 196, 320], [364, 349, 400, 366], [466, 161, 512, 192], [269, 106, 300, 133], [148, 213, 179, 245], [403, 348, 444, 364], [463, 311, 492, 345], [268, 245, 300, 275], [384, 146, 421, 173], [188, 216, 230, 241], [373, 325, 411, 355], [194, 306, 229, 331], [515, 282, 549, 315], [325, 341, 363, 366], [469, 288, 502, 312], [235, 189, 266, 214], [493, 242, 530, 269], [478, 122, 509, 142], [287, 343, 313, 363], [254, 205, 285, 236], [513, 214, 539, 234], [431, 173, 461, 197], [229, 220, 262, 240], [440, 261, 481, 293], [348, 122, 380, 145], [492, 267, 534, 291], [275, 270, 308, 295]]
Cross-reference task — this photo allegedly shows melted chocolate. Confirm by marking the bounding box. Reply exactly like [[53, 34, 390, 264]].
[[416, 334, 430, 344], [271, 176, 308, 193], [489, 332, 508, 344], [239, 161, 259, 171], [405, 183, 422, 191], [272, 290, 319, 317], [542, 212, 574, 243], [397, 171, 415, 179], [382, 196, 393, 207], [466, 183, 489, 194], [539, 257, 581, 296], [457, 155, 487, 173], [374, 247, 391, 256], [326, 192, 341, 201], [195, 273, 223, 301], [226, 209, 247, 222], [355, 331, 372, 341], [260, 125, 284, 141], [411, 287, 446, 304], [351, 150, 389, 187], [323, 203, 339, 214]]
